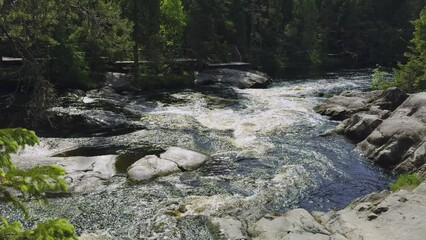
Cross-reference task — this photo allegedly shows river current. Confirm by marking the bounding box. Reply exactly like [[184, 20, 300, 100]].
[[1, 70, 392, 239]]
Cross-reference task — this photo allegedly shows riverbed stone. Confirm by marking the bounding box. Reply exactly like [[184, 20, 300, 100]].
[[314, 88, 408, 121], [12, 154, 118, 193], [250, 209, 333, 240], [127, 155, 180, 182], [357, 92, 426, 169], [211, 217, 248, 240], [44, 106, 144, 137], [195, 68, 273, 89], [338, 113, 384, 142], [104, 72, 136, 92], [160, 147, 209, 171], [314, 91, 381, 120], [394, 141, 426, 174]]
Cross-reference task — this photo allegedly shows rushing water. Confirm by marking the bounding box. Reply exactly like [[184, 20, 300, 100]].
[[1, 70, 392, 239]]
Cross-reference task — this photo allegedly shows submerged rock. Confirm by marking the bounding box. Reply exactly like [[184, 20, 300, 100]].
[[314, 88, 407, 121], [195, 68, 273, 89]]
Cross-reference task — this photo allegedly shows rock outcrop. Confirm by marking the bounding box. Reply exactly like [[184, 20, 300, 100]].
[[195, 68, 273, 89], [314, 88, 407, 121], [205, 184, 426, 240], [358, 92, 426, 170], [316, 88, 426, 173], [249, 209, 345, 240], [13, 155, 118, 193], [127, 147, 209, 182]]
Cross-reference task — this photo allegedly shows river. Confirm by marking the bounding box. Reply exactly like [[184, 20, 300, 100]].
[[0, 70, 392, 239]]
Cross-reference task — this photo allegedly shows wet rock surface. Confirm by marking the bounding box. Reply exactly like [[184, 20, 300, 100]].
[[316, 88, 425, 172], [314, 87, 407, 121], [195, 68, 273, 89], [13, 154, 118, 193], [310, 88, 426, 240], [127, 147, 209, 182], [359, 92, 426, 170]]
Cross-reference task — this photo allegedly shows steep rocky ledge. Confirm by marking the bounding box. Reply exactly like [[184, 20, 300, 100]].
[[315, 88, 426, 177], [211, 88, 426, 240]]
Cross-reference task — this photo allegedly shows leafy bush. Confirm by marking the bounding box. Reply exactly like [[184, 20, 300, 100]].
[[393, 7, 426, 93], [370, 66, 394, 90], [390, 173, 421, 191], [0, 128, 77, 239]]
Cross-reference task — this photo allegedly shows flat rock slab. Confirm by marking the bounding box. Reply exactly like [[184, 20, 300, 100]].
[[314, 88, 407, 121], [315, 183, 426, 240], [12, 154, 118, 193], [195, 68, 273, 89], [250, 209, 344, 240]]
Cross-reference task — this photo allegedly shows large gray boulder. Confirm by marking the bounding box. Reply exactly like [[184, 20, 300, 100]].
[[195, 68, 273, 89], [314, 91, 382, 120], [104, 72, 137, 92], [336, 111, 386, 142], [357, 92, 426, 170], [314, 88, 408, 121], [127, 147, 210, 182], [160, 147, 209, 171], [127, 155, 180, 182]]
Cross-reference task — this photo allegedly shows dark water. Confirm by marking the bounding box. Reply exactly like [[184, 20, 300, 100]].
[[0, 70, 393, 239]]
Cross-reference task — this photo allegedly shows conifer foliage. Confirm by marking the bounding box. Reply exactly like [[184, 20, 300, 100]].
[[0, 128, 77, 240]]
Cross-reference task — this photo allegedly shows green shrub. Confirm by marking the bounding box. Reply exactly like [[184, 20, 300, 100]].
[[370, 66, 395, 90], [390, 173, 421, 191], [0, 128, 77, 239], [393, 7, 426, 93]]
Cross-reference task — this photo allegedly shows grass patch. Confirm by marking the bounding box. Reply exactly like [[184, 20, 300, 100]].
[[390, 173, 421, 191]]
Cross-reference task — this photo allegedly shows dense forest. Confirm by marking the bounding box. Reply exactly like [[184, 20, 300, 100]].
[[2, 0, 426, 75], [0, 0, 425, 113]]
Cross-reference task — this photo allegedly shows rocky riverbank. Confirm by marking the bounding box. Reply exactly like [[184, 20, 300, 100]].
[[240, 88, 426, 240], [6, 70, 405, 239], [315, 88, 426, 177]]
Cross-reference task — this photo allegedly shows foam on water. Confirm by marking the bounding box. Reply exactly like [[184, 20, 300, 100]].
[[1, 70, 392, 239]]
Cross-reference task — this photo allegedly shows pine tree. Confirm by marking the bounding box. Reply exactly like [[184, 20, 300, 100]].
[[393, 7, 426, 92]]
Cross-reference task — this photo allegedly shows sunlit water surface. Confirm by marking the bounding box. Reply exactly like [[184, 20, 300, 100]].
[[0, 71, 392, 239]]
